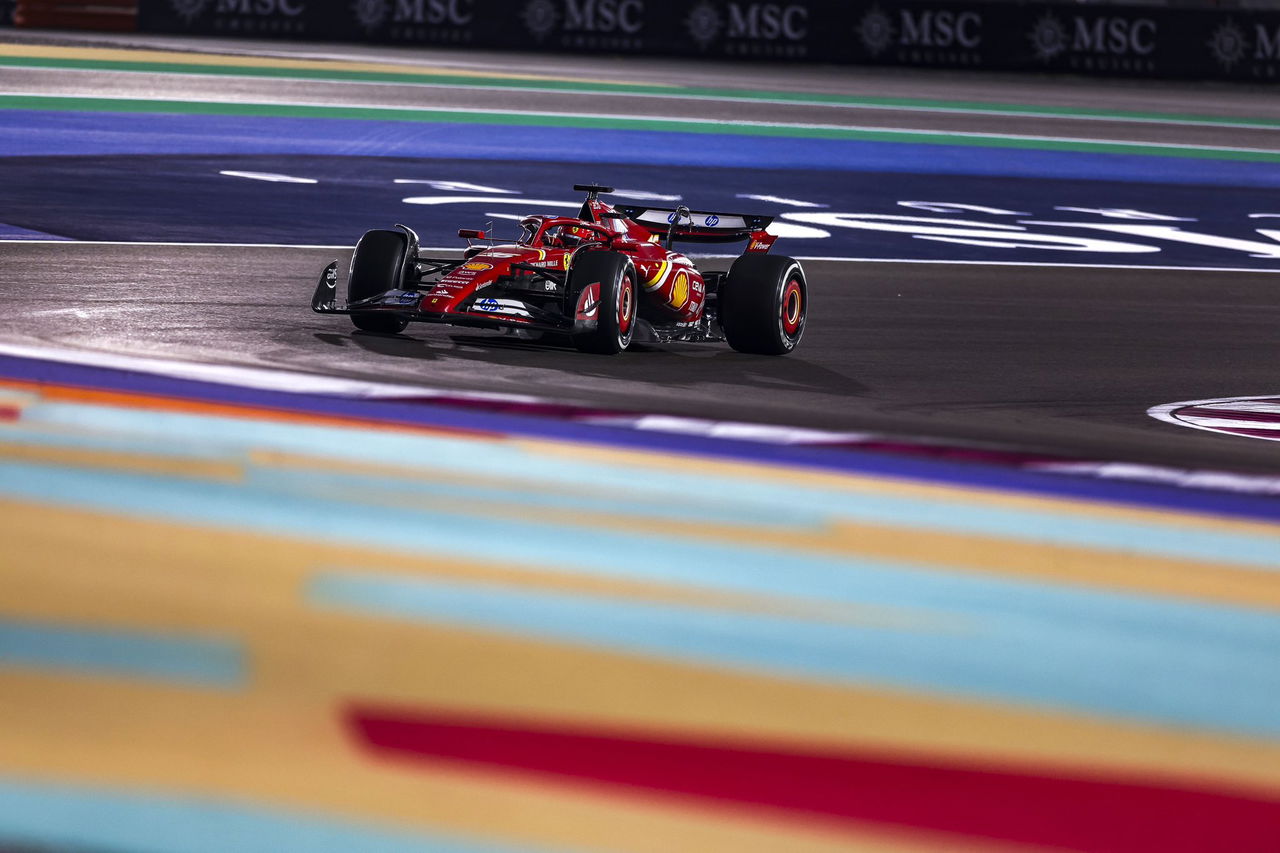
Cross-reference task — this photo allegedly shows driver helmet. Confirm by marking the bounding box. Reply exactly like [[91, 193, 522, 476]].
[[549, 224, 593, 249]]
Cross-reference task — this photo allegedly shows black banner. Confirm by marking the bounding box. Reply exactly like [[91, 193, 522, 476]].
[[0, 0, 13, 27], [134, 0, 1280, 82]]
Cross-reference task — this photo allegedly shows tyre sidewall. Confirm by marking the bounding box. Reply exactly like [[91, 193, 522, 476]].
[[721, 255, 806, 355], [568, 251, 636, 354], [348, 229, 411, 334], [349, 229, 409, 303]]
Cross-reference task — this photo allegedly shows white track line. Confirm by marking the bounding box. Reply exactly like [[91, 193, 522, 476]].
[[0, 341, 538, 403], [5, 240, 1279, 273]]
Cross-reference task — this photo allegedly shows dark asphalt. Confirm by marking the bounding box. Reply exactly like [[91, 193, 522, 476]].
[[3, 242, 1279, 474]]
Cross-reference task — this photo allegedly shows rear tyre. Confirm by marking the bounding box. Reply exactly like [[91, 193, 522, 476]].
[[719, 255, 806, 355], [348, 229, 411, 334], [569, 251, 637, 354]]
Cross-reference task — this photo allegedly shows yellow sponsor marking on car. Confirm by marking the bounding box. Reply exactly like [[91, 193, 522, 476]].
[[669, 270, 690, 310], [642, 260, 671, 291]]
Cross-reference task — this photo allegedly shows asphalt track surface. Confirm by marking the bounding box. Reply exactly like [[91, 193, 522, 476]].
[[3, 31, 1280, 474]]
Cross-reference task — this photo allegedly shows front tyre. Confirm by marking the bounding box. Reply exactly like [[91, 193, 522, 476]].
[[719, 255, 806, 355], [569, 251, 637, 354], [348, 229, 411, 334]]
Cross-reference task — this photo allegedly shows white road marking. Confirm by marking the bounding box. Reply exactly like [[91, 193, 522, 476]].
[[1029, 462, 1280, 495], [219, 170, 318, 184], [402, 196, 580, 209], [393, 180, 517, 193], [737, 194, 825, 208], [5, 240, 1280, 272], [766, 222, 830, 239], [608, 189, 683, 201]]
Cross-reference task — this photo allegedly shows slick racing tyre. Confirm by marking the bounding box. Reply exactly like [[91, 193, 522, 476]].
[[348, 229, 411, 334], [719, 255, 806, 355], [569, 251, 637, 354]]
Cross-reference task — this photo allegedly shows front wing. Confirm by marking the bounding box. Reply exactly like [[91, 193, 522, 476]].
[[310, 261, 577, 333]]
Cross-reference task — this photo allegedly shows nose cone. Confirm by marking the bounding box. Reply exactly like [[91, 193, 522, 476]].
[[420, 252, 527, 314]]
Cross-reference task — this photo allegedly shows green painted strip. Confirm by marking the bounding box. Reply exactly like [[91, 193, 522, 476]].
[[5, 93, 1280, 162], [3, 53, 1279, 130]]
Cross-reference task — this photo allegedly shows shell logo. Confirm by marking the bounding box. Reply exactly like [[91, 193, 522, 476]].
[[670, 270, 689, 310], [462, 261, 493, 271]]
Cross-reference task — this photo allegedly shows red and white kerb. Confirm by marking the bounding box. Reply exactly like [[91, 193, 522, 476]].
[[1149, 396, 1280, 442]]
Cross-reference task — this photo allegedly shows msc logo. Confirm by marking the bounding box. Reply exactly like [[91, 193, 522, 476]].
[[1029, 12, 1155, 61], [169, 0, 209, 21], [353, 0, 473, 31], [684, 1, 806, 48], [522, 0, 643, 39], [856, 7, 981, 57], [169, 0, 306, 30], [898, 9, 980, 48], [1076, 16, 1156, 55], [1208, 20, 1280, 71], [685, 1, 722, 48], [727, 3, 807, 41], [213, 0, 304, 14]]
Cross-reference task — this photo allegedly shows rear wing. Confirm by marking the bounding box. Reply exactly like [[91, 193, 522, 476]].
[[615, 205, 777, 252]]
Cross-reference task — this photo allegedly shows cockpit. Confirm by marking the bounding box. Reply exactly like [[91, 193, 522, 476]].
[[516, 216, 611, 249]]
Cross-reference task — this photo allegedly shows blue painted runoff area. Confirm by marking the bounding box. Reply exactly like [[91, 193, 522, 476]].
[[3, 110, 1280, 187], [3, 151, 1278, 268], [4, 111, 1280, 268], [308, 571, 1280, 739], [0, 619, 244, 688], [0, 776, 538, 853]]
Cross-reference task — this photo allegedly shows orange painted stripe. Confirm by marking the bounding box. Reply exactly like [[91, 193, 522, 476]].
[[0, 378, 494, 440]]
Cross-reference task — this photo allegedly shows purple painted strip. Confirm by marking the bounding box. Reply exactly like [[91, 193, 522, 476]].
[[1177, 406, 1280, 424], [2, 353, 1278, 523]]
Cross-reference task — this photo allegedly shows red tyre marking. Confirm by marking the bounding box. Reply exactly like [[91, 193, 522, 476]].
[[781, 278, 803, 336]]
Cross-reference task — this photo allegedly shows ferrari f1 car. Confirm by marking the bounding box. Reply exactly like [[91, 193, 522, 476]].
[[311, 184, 806, 355]]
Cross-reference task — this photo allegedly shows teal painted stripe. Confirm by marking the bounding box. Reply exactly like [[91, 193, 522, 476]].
[[22, 401, 1280, 572], [249, 465, 819, 532], [0, 619, 243, 688], [0, 424, 819, 531], [0, 776, 538, 853], [3, 54, 1277, 130], [9, 456, 1280, 650], [309, 572, 1280, 738], [3, 94, 1279, 162]]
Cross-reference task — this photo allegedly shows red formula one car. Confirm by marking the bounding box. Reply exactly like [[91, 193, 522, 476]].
[[311, 184, 806, 355]]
